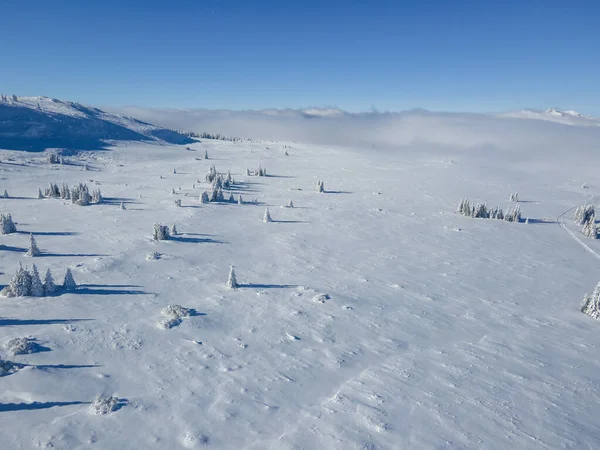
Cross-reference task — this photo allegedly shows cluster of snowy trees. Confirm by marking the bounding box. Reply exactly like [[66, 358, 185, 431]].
[[574, 204, 597, 239], [40, 182, 102, 205], [0, 213, 17, 234], [0, 263, 75, 298], [581, 282, 600, 320], [47, 153, 65, 165], [185, 131, 245, 142], [315, 180, 325, 193], [0, 94, 17, 102], [246, 165, 267, 177], [457, 199, 522, 222], [509, 192, 519, 202], [152, 223, 171, 241]]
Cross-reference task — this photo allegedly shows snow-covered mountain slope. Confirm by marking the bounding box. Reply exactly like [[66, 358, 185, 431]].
[[0, 96, 193, 152], [1, 106, 600, 448], [499, 107, 600, 126]]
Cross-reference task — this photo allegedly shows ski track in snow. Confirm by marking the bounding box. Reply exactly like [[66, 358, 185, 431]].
[[557, 207, 600, 262]]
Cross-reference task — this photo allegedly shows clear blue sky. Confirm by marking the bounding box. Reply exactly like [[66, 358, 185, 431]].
[[1, 0, 598, 114]]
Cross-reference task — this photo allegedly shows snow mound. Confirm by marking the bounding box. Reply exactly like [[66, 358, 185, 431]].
[[91, 396, 124, 415], [158, 305, 193, 329]]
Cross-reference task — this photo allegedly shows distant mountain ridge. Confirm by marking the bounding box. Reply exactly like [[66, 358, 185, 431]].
[[498, 108, 600, 126], [0, 95, 193, 152]]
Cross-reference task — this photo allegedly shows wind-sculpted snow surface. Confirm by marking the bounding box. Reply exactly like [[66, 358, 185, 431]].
[[0, 110, 600, 448]]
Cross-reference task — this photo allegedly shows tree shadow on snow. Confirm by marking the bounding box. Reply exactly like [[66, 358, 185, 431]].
[[30, 364, 101, 371], [0, 245, 26, 253], [324, 190, 352, 194], [0, 318, 92, 326], [41, 253, 108, 258], [170, 236, 225, 244], [0, 401, 90, 412], [238, 284, 299, 289], [272, 220, 309, 224], [74, 286, 150, 296], [526, 218, 557, 224], [16, 231, 79, 236], [0, 196, 36, 200]]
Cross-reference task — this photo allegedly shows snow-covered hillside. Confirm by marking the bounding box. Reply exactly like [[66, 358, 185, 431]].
[[0, 96, 193, 152], [1, 102, 600, 448]]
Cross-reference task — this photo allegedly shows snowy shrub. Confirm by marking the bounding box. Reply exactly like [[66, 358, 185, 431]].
[[26, 234, 41, 257], [0, 213, 17, 234], [581, 282, 600, 320], [574, 204, 595, 225], [63, 268, 77, 290], [146, 251, 161, 260], [0, 358, 22, 377], [174, 199, 182, 207], [152, 223, 170, 241], [5, 337, 37, 356], [313, 293, 331, 303], [91, 396, 120, 415], [247, 165, 267, 177], [158, 305, 192, 329], [227, 266, 238, 289]]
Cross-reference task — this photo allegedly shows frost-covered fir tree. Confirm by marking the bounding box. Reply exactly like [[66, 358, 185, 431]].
[[216, 188, 225, 202], [509, 192, 519, 202], [1, 213, 17, 234], [228, 193, 235, 203], [581, 282, 600, 320], [227, 266, 238, 289], [238, 195, 243, 205], [582, 216, 598, 239], [504, 205, 522, 223], [574, 204, 595, 225], [63, 268, 77, 290], [152, 223, 170, 241], [30, 264, 44, 297], [170, 223, 178, 236], [263, 207, 273, 223], [174, 199, 182, 207], [172, 188, 176, 195], [91, 189, 102, 203], [38, 188, 44, 199], [2, 189, 9, 198], [1, 263, 31, 297], [200, 191, 209, 204], [120, 202, 126, 210], [316, 180, 325, 193], [286, 199, 294, 208], [204, 149, 209, 159], [43, 268, 56, 295], [25, 233, 41, 257], [173, 168, 177, 174]]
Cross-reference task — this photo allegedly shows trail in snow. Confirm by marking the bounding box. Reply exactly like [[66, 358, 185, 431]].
[[557, 207, 600, 262]]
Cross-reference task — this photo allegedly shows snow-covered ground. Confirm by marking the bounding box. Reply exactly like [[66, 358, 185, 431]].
[[2, 100, 600, 449]]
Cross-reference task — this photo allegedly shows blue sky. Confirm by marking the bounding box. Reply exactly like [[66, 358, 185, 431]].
[[1, 0, 598, 114]]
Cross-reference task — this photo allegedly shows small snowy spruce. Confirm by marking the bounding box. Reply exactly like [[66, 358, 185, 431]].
[[30, 264, 44, 297], [63, 268, 77, 290], [25, 233, 41, 257], [43, 268, 56, 295], [263, 207, 273, 223], [227, 266, 238, 289]]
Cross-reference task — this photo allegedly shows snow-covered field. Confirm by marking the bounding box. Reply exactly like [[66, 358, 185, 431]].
[[2, 99, 600, 449]]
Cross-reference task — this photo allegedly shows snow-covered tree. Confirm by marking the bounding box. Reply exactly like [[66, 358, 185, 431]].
[[1, 263, 31, 297], [504, 205, 521, 223], [583, 216, 598, 239], [238, 195, 244, 205], [286, 199, 294, 208], [509, 192, 519, 202], [316, 180, 324, 193], [581, 282, 600, 320], [173, 168, 177, 174], [227, 266, 238, 289], [120, 202, 126, 210], [174, 199, 182, 207], [263, 207, 273, 223], [2, 189, 9, 198], [25, 234, 41, 257], [574, 204, 595, 225], [204, 150, 209, 159], [228, 193, 235, 203], [63, 268, 77, 290], [38, 188, 44, 199], [284, 150, 289, 156], [200, 191, 209, 204], [43, 268, 56, 295], [170, 223, 178, 236], [91, 189, 102, 204], [30, 264, 44, 297], [152, 223, 170, 241], [0, 213, 17, 234]]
